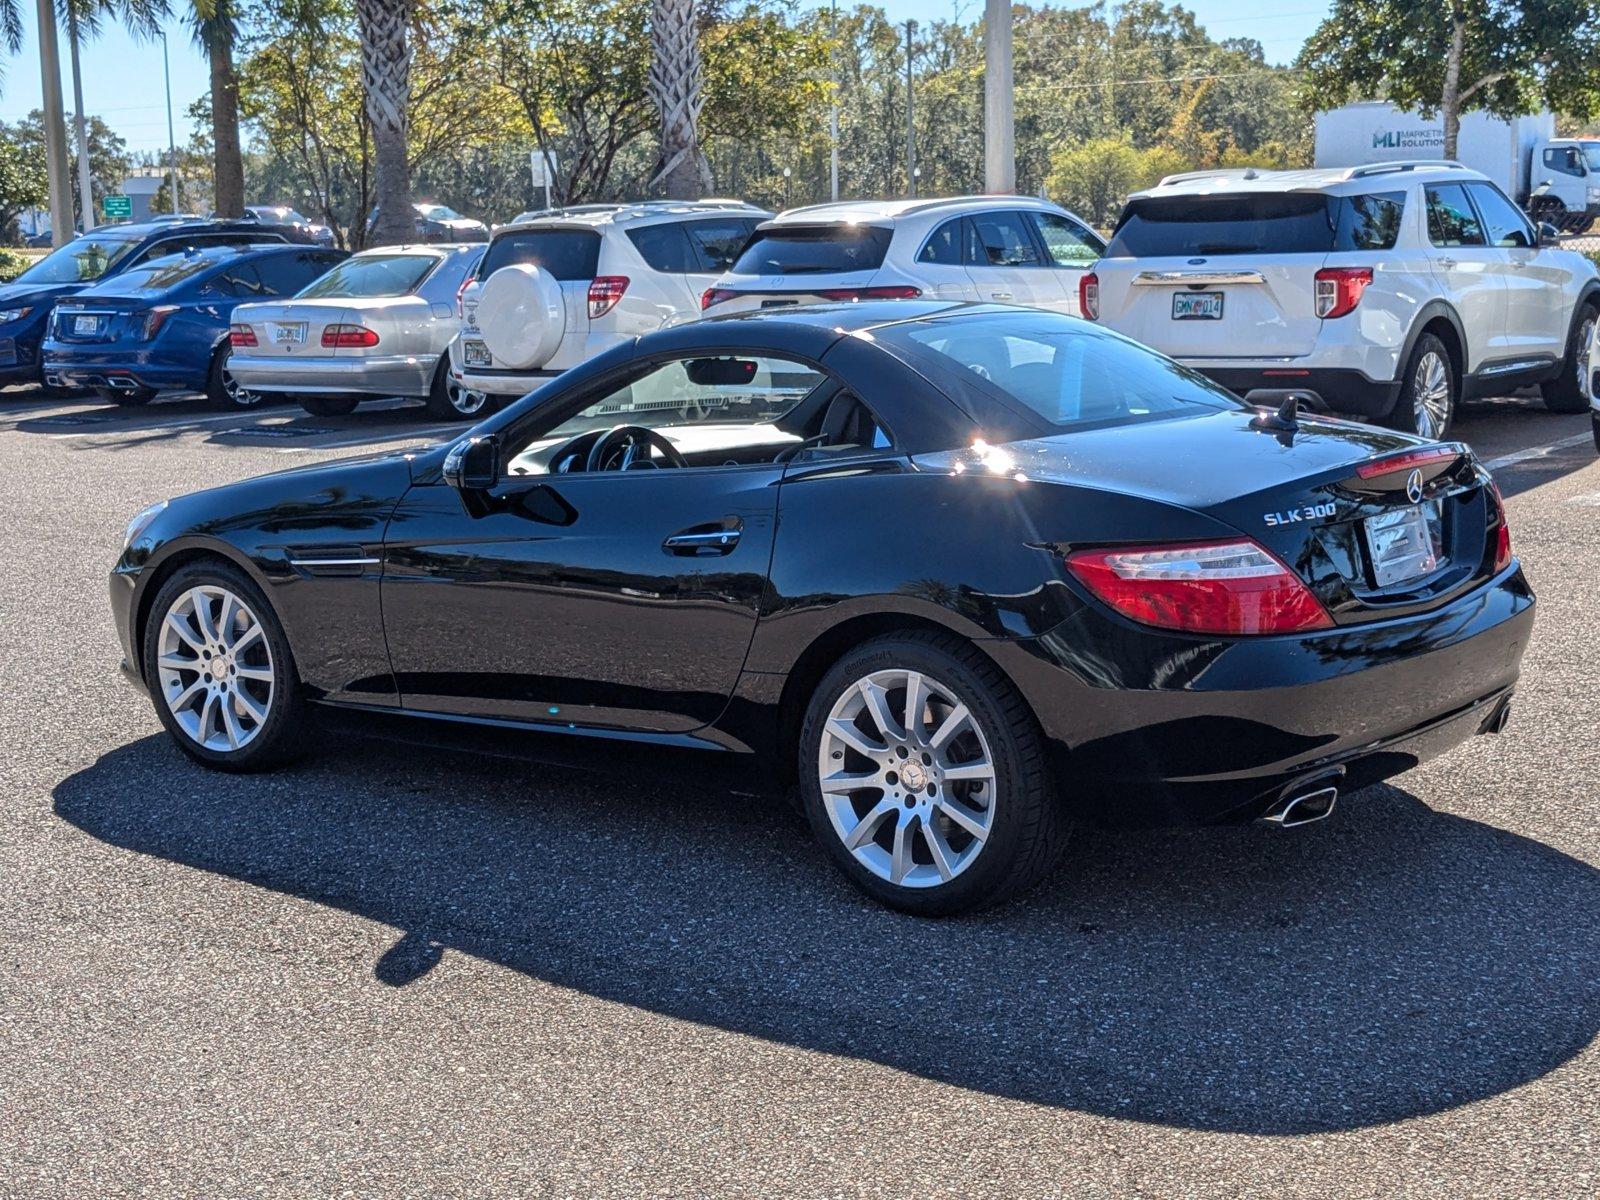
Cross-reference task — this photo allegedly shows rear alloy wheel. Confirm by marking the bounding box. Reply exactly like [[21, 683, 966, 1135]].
[[205, 344, 262, 411], [300, 394, 360, 417], [425, 357, 490, 420], [798, 633, 1066, 915], [143, 562, 306, 771], [1540, 302, 1597, 414], [1389, 333, 1456, 440]]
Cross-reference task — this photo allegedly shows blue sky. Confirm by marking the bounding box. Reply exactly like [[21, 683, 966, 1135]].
[[0, 0, 1331, 155]]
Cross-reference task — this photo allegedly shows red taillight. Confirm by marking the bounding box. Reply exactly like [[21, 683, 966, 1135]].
[[701, 287, 738, 310], [1488, 482, 1514, 572], [1355, 446, 1461, 478], [228, 323, 257, 347], [1064, 539, 1333, 636], [1078, 271, 1099, 320], [321, 324, 379, 348], [813, 285, 923, 302], [588, 275, 629, 319], [1314, 267, 1373, 318], [455, 275, 474, 320]]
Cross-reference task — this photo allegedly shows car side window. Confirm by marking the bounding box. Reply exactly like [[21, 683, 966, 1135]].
[[628, 223, 697, 273], [1425, 185, 1487, 247], [504, 355, 830, 476], [918, 218, 965, 265], [1029, 212, 1104, 266], [203, 262, 268, 298], [1544, 147, 1585, 177], [253, 251, 337, 294], [684, 219, 756, 273], [1467, 183, 1535, 249], [967, 212, 1044, 267]]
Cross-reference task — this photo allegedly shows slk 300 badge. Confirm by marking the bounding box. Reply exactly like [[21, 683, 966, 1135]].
[[1264, 501, 1337, 526]]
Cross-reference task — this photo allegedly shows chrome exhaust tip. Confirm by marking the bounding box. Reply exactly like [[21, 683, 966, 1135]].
[[1257, 785, 1339, 829], [1482, 699, 1513, 735]]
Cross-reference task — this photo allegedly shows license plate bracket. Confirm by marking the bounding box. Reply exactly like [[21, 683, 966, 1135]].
[[272, 322, 307, 344], [1365, 501, 1444, 587], [72, 314, 101, 336], [462, 340, 491, 367], [1172, 291, 1223, 320]]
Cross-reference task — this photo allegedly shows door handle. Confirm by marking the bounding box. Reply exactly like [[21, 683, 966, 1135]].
[[663, 519, 742, 556], [990, 291, 1014, 300], [1437, 256, 1457, 268]]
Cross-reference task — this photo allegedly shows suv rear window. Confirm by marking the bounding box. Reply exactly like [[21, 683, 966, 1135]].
[[729, 225, 891, 276], [481, 229, 600, 280], [1107, 192, 1406, 256]]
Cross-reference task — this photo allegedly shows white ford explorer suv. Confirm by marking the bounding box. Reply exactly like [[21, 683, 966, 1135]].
[[1084, 162, 1600, 439], [699, 196, 1105, 318], [450, 200, 769, 406]]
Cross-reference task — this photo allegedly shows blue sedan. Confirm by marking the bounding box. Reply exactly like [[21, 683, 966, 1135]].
[[41, 244, 346, 409]]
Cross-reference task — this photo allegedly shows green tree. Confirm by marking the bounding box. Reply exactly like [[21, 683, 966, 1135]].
[[1045, 135, 1184, 228], [0, 127, 48, 236], [1298, 0, 1600, 159], [7, 111, 129, 223]]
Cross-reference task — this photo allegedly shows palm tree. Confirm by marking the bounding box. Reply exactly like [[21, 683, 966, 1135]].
[[355, 0, 413, 245], [648, 0, 709, 199], [188, 0, 244, 217]]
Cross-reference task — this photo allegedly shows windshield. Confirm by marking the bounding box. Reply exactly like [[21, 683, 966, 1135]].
[[298, 253, 437, 298], [418, 204, 462, 221], [104, 253, 226, 294], [878, 311, 1241, 432], [729, 225, 892, 276], [1583, 144, 1600, 172], [16, 233, 142, 284]]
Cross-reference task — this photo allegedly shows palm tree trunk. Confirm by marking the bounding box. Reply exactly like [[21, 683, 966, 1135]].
[[357, 0, 414, 247], [209, 28, 245, 217], [649, 0, 709, 200]]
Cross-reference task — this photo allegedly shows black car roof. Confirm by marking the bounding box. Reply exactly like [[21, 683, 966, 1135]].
[[104, 218, 310, 242]]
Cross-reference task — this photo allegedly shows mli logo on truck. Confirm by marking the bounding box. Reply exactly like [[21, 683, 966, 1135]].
[[1373, 127, 1444, 150]]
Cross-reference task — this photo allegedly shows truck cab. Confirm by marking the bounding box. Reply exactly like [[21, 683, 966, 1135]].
[[1528, 139, 1600, 233]]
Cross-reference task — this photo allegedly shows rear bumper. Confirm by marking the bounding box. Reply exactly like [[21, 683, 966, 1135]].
[[42, 359, 202, 393], [993, 565, 1535, 827], [1197, 366, 1403, 417], [226, 352, 435, 397]]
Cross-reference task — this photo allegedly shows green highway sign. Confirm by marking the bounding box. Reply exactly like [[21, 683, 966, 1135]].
[[102, 194, 133, 219]]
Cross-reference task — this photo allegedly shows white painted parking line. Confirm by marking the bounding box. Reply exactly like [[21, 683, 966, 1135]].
[[1484, 432, 1594, 472], [274, 425, 460, 452]]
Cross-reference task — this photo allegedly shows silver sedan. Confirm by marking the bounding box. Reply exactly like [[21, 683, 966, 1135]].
[[227, 243, 487, 419]]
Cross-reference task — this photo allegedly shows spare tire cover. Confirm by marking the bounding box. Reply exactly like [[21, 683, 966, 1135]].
[[477, 264, 567, 369]]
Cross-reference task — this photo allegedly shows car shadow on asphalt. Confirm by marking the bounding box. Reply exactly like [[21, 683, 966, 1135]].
[[53, 732, 1599, 1136]]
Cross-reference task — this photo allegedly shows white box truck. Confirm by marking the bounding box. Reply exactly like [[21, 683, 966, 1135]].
[[1315, 101, 1600, 232]]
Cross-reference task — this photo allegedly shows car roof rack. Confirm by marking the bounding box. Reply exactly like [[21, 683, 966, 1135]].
[[1155, 167, 1260, 187], [1344, 160, 1468, 179]]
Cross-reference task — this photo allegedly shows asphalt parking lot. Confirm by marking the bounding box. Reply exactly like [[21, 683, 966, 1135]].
[[0, 386, 1595, 1198]]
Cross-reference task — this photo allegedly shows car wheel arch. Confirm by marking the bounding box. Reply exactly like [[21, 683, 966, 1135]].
[[131, 540, 281, 683], [1396, 305, 1466, 403]]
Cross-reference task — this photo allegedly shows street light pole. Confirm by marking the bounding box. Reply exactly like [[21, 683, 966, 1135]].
[[983, 0, 1015, 194], [828, 0, 839, 201], [66, 6, 96, 231], [34, 0, 74, 246], [905, 19, 916, 198], [158, 30, 181, 214]]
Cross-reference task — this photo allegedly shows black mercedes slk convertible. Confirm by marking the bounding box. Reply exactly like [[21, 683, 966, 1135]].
[[110, 302, 1533, 914]]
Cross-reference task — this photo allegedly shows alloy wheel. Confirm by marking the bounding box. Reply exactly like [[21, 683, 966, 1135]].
[[817, 668, 997, 889], [446, 377, 489, 416], [222, 365, 259, 408], [1576, 314, 1597, 398], [156, 585, 275, 752], [1412, 350, 1451, 439]]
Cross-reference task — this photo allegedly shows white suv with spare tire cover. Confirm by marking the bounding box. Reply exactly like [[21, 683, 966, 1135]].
[[1084, 162, 1600, 439], [449, 200, 769, 406]]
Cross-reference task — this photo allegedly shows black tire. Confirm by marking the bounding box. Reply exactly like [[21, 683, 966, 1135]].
[[141, 559, 307, 773], [1541, 301, 1597, 414], [1592, 412, 1600, 454], [204, 344, 261, 411], [94, 386, 157, 406], [424, 356, 492, 420], [300, 393, 360, 417], [797, 631, 1068, 916], [1385, 332, 1457, 440]]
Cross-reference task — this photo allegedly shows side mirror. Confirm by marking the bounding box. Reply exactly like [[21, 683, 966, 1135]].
[[1538, 221, 1561, 248], [442, 433, 500, 490]]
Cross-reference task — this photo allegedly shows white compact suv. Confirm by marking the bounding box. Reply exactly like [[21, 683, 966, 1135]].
[[1085, 162, 1600, 439], [699, 196, 1105, 318], [449, 200, 769, 404]]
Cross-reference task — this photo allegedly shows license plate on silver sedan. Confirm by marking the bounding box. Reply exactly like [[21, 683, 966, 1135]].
[[462, 340, 491, 367], [1172, 292, 1223, 320], [1366, 501, 1444, 587], [272, 322, 306, 344]]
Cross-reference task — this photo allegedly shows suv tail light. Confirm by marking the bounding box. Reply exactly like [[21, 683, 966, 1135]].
[[813, 285, 923, 302], [702, 287, 738, 310], [1064, 539, 1333, 635], [455, 275, 474, 321], [1078, 271, 1099, 320], [1314, 267, 1373, 318], [1488, 482, 1514, 572], [321, 324, 380, 348], [588, 275, 629, 319], [228, 323, 257, 347]]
